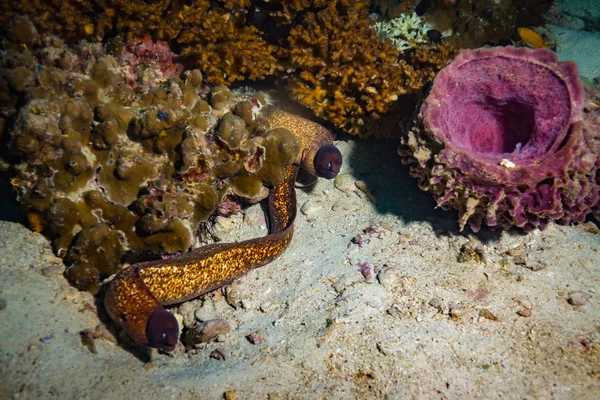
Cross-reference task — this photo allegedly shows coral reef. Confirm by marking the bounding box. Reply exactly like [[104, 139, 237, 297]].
[[0, 1, 455, 137], [0, 19, 300, 292], [283, 0, 455, 137], [374, 12, 430, 52], [371, 0, 554, 49], [399, 47, 600, 232], [0, 0, 279, 86], [371, 0, 421, 19]]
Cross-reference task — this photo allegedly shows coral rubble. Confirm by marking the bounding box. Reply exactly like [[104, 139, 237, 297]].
[[0, 18, 300, 292], [399, 47, 600, 232]]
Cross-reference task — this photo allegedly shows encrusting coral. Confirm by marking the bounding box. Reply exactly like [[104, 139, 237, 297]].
[[0, 0, 455, 137], [399, 47, 600, 232], [0, 17, 301, 292]]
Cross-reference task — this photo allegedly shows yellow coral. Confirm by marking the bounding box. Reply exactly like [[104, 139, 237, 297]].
[[26, 211, 45, 233], [178, 8, 280, 84], [282, 0, 451, 136]]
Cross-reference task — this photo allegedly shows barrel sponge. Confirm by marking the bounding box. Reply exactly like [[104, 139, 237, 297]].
[[399, 47, 600, 232]]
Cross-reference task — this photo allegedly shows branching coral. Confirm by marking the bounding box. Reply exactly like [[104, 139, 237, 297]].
[[282, 0, 454, 137], [177, 6, 280, 85], [0, 19, 300, 292], [399, 47, 600, 232], [374, 12, 430, 52]]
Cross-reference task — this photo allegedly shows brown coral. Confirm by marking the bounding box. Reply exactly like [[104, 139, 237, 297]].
[[177, 7, 280, 85], [0, 0, 455, 137], [282, 0, 454, 136], [0, 21, 299, 292]]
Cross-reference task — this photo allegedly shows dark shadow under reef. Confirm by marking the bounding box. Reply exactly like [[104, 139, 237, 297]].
[[240, 79, 509, 242], [0, 172, 26, 224], [344, 138, 507, 242]]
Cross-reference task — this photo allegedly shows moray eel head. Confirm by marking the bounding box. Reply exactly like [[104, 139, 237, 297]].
[[314, 144, 342, 179], [147, 309, 179, 352]]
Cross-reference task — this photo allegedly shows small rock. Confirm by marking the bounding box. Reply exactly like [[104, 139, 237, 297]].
[[212, 215, 238, 239], [517, 308, 532, 317], [184, 319, 230, 348], [259, 302, 278, 313], [358, 262, 378, 281], [215, 334, 227, 343], [224, 281, 245, 309], [387, 303, 409, 316], [479, 309, 499, 321], [210, 348, 229, 361], [507, 245, 527, 265], [246, 329, 267, 345], [512, 297, 532, 310], [376, 342, 390, 356], [0, 298, 7, 311], [568, 291, 591, 306], [331, 201, 350, 211], [448, 303, 464, 320], [40, 335, 54, 343], [428, 297, 442, 311], [180, 301, 200, 329], [457, 242, 485, 263], [333, 173, 355, 193], [224, 390, 238, 400], [300, 200, 323, 216], [331, 273, 362, 295], [194, 301, 218, 322], [240, 299, 254, 310], [377, 267, 403, 291]]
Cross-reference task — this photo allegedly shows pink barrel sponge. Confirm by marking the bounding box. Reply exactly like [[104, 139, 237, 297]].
[[400, 46, 600, 231]]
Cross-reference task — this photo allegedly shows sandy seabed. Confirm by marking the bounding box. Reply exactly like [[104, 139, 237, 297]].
[[0, 137, 598, 399]]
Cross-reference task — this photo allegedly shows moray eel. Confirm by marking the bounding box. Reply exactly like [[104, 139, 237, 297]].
[[264, 106, 342, 179], [104, 107, 342, 351]]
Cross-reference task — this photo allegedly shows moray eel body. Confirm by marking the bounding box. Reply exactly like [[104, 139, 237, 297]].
[[104, 107, 341, 351], [104, 165, 297, 351]]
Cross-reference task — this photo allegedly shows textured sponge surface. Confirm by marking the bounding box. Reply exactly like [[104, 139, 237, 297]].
[[429, 56, 572, 162]]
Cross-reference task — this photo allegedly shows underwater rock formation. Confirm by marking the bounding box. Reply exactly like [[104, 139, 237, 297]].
[[0, 19, 301, 292], [399, 46, 600, 232]]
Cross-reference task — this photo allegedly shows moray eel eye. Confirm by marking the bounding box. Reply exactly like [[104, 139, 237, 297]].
[[314, 144, 342, 179], [147, 309, 179, 352]]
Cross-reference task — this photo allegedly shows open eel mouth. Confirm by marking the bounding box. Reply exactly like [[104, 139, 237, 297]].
[[424, 54, 575, 164]]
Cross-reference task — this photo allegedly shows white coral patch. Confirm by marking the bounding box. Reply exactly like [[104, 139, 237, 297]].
[[374, 12, 430, 52]]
